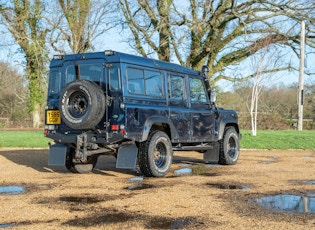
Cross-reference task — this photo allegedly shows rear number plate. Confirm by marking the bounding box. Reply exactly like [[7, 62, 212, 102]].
[[46, 110, 61, 124]]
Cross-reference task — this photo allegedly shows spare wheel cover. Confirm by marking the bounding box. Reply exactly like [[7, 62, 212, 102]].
[[59, 80, 105, 130]]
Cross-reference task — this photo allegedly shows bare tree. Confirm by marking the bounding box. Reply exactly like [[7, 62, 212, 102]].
[[0, 0, 48, 128], [119, 0, 315, 84], [0, 62, 28, 126], [49, 0, 114, 54], [248, 35, 286, 135]]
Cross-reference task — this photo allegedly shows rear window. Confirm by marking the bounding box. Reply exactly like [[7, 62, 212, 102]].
[[48, 70, 61, 95], [66, 64, 103, 84]]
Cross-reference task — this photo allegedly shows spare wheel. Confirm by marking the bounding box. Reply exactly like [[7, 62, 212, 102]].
[[59, 80, 105, 130]]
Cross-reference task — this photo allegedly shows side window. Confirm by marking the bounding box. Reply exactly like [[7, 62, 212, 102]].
[[127, 68, 144, 94], [169, 75, 184, 101], [49, 71, 61, 95], [109, 67, 120, 91], [190, 78, 208, 103], [127, 68, 163, 96], [145, 70, 163, 96]]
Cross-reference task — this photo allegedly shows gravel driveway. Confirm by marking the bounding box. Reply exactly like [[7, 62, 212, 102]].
[[0, 149, 315, 229]]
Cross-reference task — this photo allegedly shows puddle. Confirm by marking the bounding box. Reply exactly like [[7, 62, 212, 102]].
[[146, 217, 196, 229], [0, 223, 15, 229], [250, 193, 315, 213], [178, 163, 192, 167], [126, 183, 154, 190], [126, 177, 153, 190], [0, 186, 25, 195], [174, 163, 216, 176], [290, 180, 315, 185], [207, 183, 249, 190], [260, 157, 277, 164], [59, 196, 102, 204], [174, 168, 192, 175], [128, 177, 144, 181]]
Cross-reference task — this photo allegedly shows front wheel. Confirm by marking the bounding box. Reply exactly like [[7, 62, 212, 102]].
[[138, 131, 173, 177], [219, 127, 240, 165]]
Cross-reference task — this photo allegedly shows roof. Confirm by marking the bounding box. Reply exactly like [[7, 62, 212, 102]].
[[50, 50, 199, 75]]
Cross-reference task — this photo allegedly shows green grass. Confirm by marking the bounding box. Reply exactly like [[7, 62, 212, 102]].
[[0, 130, 314, 150], [0, 131, 50, 148], [240, 130, 315, 150]]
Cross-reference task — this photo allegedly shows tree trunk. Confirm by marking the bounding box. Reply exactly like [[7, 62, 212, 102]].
[[254, 93, 258, 136], [32, 104, 41, 128], [0, 1, 47, 128], [251, 80, 258, 136]]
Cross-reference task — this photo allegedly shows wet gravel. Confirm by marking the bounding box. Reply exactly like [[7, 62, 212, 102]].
[[0, 149, 315, 229]]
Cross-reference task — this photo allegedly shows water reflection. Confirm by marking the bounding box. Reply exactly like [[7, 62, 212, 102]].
[[174, 168, 192, 175], [290, 180, 315, 185], [0, 186, 25, 195], [250, 193, 315, 213], [0, 223, 15, 229], [128, 177, 144, 182], [260, 157, 277, 164], [126, 177, 153, 190]]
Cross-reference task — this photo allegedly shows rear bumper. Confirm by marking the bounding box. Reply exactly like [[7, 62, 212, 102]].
[[45, 132, 125, 145]]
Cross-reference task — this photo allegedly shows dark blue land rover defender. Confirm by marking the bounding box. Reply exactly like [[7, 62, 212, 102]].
[[45, 50, 240, 177]]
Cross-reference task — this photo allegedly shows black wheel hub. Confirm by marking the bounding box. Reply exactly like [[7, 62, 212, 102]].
[[68, 92, 89, 118], [228, 137, 236, 158], [154, 142, 167, 168]]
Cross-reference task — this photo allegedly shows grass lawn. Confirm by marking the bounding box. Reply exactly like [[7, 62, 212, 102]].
[[0, 130, 314, 150], [240, 130, 315, 150], [0, 130, 50, 148]]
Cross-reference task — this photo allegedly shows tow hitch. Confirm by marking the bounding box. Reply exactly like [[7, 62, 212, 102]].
[[74, 133, 112, 163]]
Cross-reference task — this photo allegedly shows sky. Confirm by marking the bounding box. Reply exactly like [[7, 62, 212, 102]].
[[0, 23, 313, 92]]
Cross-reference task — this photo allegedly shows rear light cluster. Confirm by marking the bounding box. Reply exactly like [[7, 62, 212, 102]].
[[44, 125, 56, 135], [111, 124, 126, 135]]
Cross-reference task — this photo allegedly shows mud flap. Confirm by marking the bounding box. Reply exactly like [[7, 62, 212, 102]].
[[48, 144, 67, 166], [203, 142, 219, 163], [116, 143, 138, 169]]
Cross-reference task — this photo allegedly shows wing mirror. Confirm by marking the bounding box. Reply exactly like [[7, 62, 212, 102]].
[[210, 90, 217, 103]]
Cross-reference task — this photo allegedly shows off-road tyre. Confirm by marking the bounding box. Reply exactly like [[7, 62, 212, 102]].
[[138, 131, 173, 177], [65, 150, 98, 174], [218, 127, 240, 165], [59, 80, 105, 130]]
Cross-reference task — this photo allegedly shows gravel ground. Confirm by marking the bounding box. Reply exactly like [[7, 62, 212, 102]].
[[0, 149, 315, 229]]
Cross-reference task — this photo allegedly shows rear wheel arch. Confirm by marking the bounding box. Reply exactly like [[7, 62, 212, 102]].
[[138, 130, 173, 177], [141, 116, 175, 142]]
